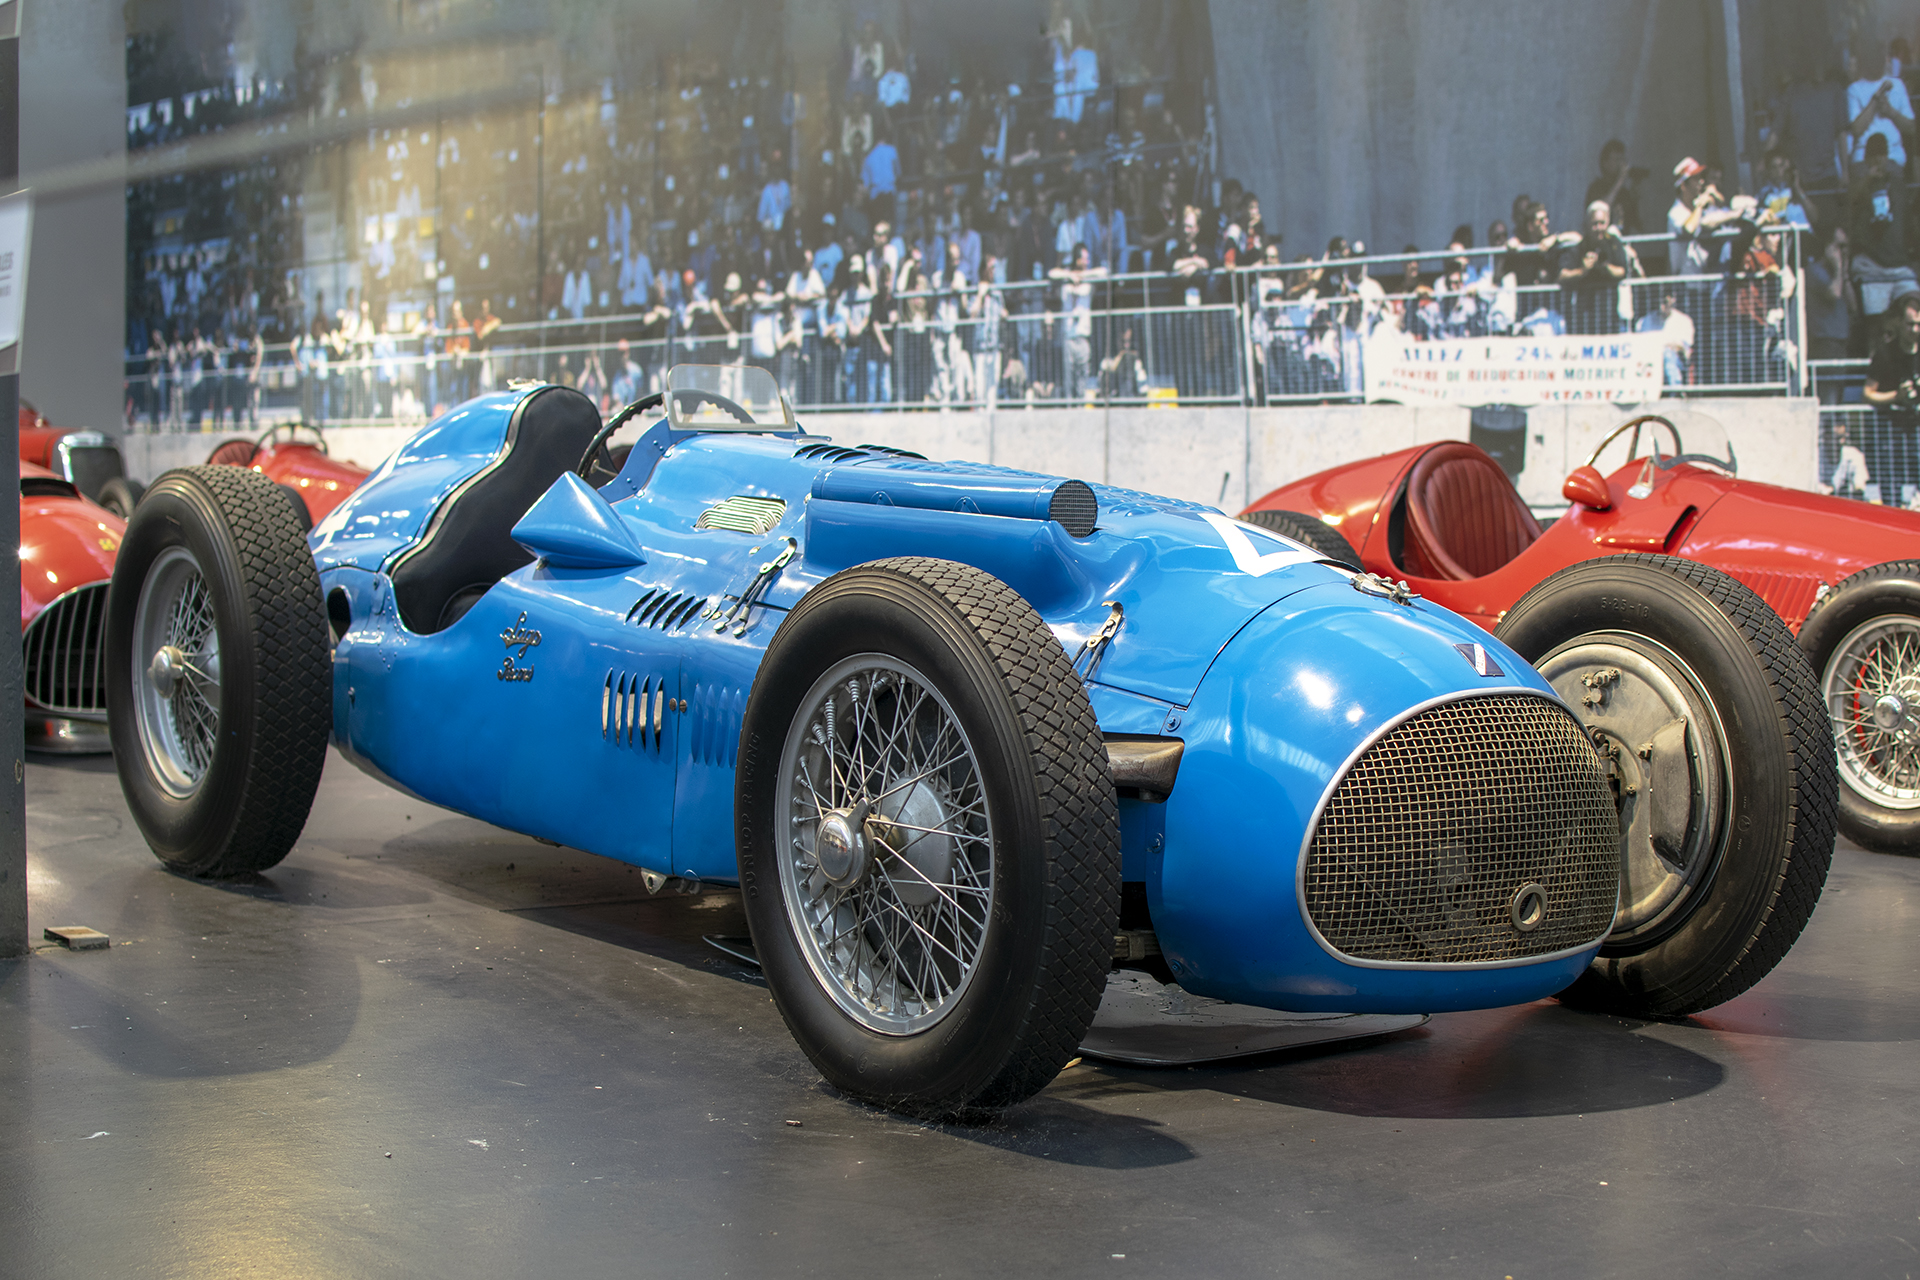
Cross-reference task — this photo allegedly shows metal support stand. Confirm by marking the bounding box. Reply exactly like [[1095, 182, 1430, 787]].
[[0, 7, 22, 957]]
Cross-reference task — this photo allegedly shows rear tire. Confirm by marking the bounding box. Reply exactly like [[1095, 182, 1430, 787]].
[[1798, 560, 1920, 854], [1240, 508, 1359, 567], [737, 557, 1119, 1118], [1496, 553, 1836, 1016], [106, 465, 331, 876], [97, 476, 144, 520]]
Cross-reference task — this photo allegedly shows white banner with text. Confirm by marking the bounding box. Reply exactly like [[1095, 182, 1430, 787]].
[[1363, 333, 1665, 406]]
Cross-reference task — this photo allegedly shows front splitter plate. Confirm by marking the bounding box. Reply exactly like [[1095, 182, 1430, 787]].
[[1081, 971, 1427, 1067], [703, 938, 1427, 1068]]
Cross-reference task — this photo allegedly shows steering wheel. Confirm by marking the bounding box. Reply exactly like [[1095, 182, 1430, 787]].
[[1583, 414, 1684, 471], [258, 421, 330, 455], [671, 388, 757, 425], [577, 391, 665, 483], [1584, 413, 1737, 477]]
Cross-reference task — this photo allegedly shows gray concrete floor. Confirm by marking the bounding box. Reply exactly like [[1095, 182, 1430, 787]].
[[4, 749, 1917, 1279]]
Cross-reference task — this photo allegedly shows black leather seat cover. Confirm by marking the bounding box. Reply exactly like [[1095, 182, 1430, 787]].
[[392, 385, 604, 633]]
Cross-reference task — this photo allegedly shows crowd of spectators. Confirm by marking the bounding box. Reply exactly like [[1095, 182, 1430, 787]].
[[123, 12, 1920, 426]]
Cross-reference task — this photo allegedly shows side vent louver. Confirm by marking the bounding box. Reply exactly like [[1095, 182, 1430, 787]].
[[694, 495, 788, 536], [793, 443, 872, 463], [626, 588, 709, 631], [603, 670, 670, 752]]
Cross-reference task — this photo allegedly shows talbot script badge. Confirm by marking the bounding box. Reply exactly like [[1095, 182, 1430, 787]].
[[498, 612, 541, 682]]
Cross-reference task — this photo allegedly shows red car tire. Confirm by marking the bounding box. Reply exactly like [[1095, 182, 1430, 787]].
[[1799, 560, 1920, 855], [1496, 553, 1836, 1016]]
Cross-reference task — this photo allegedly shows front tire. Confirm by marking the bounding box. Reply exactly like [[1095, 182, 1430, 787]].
[[737, 558, 1120, 1118], [1240, 508, 1360, 567], [1798, 561, 1920, 854], [98, 476, 145, 520], [1496, 554, 1836, 1016], [106, 465, 332, 876]]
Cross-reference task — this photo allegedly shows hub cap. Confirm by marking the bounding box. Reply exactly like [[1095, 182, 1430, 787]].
[[1823, 616, 1920, 809], [774, 655, 994, 1035], [132, 546, 222, 798], [1538, 634, 1730, 944]]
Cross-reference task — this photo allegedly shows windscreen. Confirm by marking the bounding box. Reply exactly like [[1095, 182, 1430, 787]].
[[664, 364, 794, 432]]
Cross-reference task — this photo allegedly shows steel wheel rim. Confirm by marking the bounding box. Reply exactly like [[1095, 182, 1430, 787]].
[[132, 545, 223, 798], [1537, 633, 1730, 942], [774, 653, 996, 1035], [1824, 614, 1920, 810]]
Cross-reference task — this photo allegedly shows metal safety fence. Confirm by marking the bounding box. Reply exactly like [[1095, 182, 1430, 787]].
[[120, 230, 1808, 431]]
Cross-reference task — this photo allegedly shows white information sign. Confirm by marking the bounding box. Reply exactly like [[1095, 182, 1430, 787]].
[[1363, 332, 1664, 407], [0, 191, 30, 356]]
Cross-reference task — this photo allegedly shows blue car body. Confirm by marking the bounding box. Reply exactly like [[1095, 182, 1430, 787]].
[[312, 384, 1619, 1017]]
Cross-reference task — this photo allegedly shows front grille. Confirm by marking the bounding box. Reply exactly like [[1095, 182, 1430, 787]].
[[24, 582, 110, 716], [1304, 694, 1620, 965]]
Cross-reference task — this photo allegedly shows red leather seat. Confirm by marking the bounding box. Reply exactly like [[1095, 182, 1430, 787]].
[[1400, 442, 1541, 580]]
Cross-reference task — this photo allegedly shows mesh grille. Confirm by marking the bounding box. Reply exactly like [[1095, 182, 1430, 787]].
[[24, 582, 110, 715], [1048, 480, 1099, 537], [1304, 695, 1620, 964]]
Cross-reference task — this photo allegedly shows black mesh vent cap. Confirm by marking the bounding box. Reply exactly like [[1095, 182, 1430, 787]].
[[1048, 480, 1098, 537], [1304, 694, 1621, 965]]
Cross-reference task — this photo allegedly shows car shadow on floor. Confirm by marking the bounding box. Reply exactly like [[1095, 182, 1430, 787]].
[[1065, 1001, 1725, 1120]]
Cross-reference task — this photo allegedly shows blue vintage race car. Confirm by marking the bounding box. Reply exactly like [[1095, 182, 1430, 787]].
[[105, 366, 1835, 1117]]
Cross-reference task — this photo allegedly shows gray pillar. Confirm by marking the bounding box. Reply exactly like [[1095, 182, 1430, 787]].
[[0, 7, 23, 958]]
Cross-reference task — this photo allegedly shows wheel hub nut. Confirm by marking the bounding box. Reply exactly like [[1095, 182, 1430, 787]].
[[1874, 693, 1908, 734], [148, 645, 185, 699], [816, 810, 869, 888]]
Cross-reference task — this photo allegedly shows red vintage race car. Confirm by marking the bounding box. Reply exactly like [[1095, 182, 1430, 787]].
[[206, 423, 370, 529], [20, 458, 124, 751], [1246, 413, 1920, 855], [18, 402, 144, 518]]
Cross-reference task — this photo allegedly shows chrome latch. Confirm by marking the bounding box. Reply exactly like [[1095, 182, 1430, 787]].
[[704, 538, 798, 637], [1352, 572, 1419, 605], [1072, 601, 1125, 677]]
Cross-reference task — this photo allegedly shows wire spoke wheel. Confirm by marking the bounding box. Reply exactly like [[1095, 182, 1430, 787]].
[[738, 557, 1118, 1117], [777, 654, 995, 1035], [1823, 615, 1920, 811], [107, 464, 331, 877], [132, 545, 223, 797]]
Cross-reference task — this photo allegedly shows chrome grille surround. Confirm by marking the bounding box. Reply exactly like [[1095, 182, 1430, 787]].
[[1298, 690, 1621, 969], [23, 581, 111, 719]]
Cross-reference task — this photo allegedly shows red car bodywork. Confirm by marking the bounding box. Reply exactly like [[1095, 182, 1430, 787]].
[[19, 459, 125, 751], [208, 435, 370, 525], [1247, 440, 1920, 634]]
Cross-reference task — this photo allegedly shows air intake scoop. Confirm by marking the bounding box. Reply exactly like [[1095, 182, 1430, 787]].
[[810, 467, 1099, 537]]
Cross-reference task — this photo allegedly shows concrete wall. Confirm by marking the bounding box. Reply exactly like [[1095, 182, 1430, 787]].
[[19, 0, 125, 434], [124, 396, 1816, 515]]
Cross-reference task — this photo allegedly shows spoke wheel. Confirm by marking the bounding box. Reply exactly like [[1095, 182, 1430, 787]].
[[132, 546, 224, 798], [777, 655, 995, 1035], [1824, 616, 1920, 810], [107, 465, 332, 877], [1801, 563, 1920, 854], [738, 557, 1119, 1118]]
